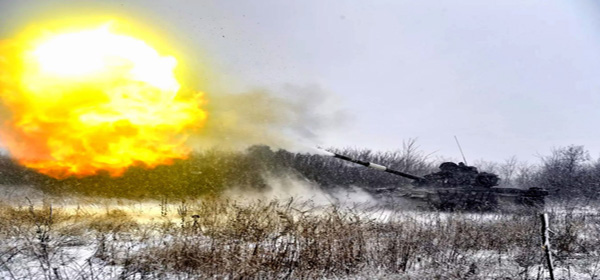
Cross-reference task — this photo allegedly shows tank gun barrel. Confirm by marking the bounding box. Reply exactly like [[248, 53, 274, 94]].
[[327, 151, 427, 182]]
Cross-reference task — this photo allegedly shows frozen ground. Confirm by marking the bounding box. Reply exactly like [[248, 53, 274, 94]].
[[0, 186, 599, 279]]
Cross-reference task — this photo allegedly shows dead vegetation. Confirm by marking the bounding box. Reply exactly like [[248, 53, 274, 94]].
[[0, 198, 599, 279]]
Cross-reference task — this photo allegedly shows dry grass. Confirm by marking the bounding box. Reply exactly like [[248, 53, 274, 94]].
[[0, 198, 599, 279]]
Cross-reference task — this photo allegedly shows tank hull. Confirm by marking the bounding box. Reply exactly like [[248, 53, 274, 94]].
[[367, 186, 546, 211]]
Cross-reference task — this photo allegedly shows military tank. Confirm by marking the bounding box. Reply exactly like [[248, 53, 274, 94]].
[[329, 152, 547, 211]]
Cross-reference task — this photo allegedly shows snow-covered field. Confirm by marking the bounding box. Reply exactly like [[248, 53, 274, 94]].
[[0, 187, 599, 279]]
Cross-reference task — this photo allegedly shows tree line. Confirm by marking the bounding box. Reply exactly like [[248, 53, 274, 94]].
[[0, 142, 598, 201]]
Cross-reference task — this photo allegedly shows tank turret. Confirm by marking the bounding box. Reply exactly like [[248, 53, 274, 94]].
[[418, 162, 500, 188]]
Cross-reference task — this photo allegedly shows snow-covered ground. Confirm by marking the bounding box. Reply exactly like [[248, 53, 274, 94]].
[[0, 187, 599, 279]]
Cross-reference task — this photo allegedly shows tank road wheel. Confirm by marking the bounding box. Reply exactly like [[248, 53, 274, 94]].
[[476, 192, 498, 211], [445, 191, 499, 212], [438, 201, 458, 211], [435, 190, 460, 211]]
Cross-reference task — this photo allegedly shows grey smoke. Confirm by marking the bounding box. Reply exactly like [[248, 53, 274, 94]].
[[188, 84, 347, 152]]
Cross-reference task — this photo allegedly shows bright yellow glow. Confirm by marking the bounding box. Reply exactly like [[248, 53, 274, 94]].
[[0, 20, 207, 178], [31, 24, 179, 91]]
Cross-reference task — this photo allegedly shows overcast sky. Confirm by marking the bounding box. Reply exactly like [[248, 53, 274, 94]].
[[2, 0, 600, 163]]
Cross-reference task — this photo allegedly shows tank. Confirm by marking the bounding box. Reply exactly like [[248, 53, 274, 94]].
[[329, 152, 548, 211]]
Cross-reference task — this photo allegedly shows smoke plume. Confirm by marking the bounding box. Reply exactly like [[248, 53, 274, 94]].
[[188, 84, 347, 153]]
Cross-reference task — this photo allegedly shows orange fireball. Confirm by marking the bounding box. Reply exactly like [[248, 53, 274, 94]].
[[0, 21, 207, 178]]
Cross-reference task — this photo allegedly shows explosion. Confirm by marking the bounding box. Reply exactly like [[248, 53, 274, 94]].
[[0, 21, 207, 178]]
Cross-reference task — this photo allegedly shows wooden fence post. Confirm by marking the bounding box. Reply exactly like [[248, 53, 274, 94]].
[[540, 213, 555, 280]]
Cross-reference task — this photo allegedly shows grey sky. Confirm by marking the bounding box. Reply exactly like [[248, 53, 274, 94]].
[[2, 0, 600, 163]]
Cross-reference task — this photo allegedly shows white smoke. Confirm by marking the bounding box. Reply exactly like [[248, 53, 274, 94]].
[[223, 173, 377, 208]]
